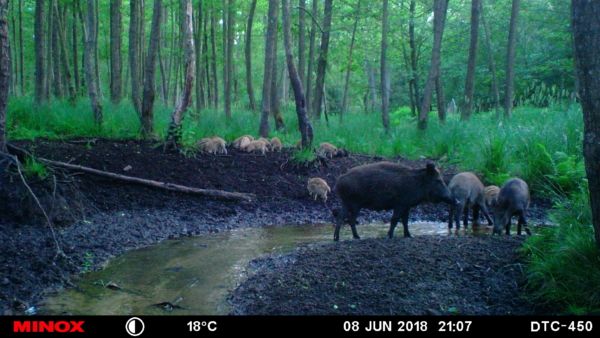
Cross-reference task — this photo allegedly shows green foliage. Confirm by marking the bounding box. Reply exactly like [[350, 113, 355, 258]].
[[521, 188, 600, 314], [81, 252, 95, 274], [291, 148, 316, 164], [23, 156, 48, 180]]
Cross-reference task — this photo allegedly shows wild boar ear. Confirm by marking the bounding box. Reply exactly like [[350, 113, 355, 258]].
[[425, 162, 436, 175]]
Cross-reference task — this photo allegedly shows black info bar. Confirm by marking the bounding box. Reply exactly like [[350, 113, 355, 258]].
[[0, 316, 597, 337]]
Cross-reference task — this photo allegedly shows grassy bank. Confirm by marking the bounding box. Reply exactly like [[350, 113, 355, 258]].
[[7, 96, 599, 313]]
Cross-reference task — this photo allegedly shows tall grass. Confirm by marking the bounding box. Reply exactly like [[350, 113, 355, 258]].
[[521, 187, 600, 314]]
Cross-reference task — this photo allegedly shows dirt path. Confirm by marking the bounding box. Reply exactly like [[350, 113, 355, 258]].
[[0, 139, 550, 314]]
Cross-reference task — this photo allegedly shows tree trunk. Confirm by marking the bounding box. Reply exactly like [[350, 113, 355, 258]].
[[140, 0, 162, 138], [572, 0, 600, 248], [271, 19, 285, 131], [283, 0, 313, 148], [165, 0, 195, 149], [53, 0, 75, 102], [244, 0, 257, 111], [203, 14, 211, 106], [461, 0, 480, 120], [258, 0, 278, 137], [45, 0, 53, 100], [51, 1, 63, 98], [341, 3, 359, 117], [110, 0, 123, 103], [34, 0, 47, 104], [418, 0, 448, 130], [305, 0, 318, 116], [194, 0, 205, 112], [312, 0, 333, 119], [504, 0, 520, 119], [0, 0, 8, 152], [436, 76, 446, 122], [298, 0, 306, 87], [72, 4, 80, 95], [224, 0, 235, 120], [129, 0, 142, 114], [365, 60, 377, 113], [480, 2, 500, 118], [17, 0, 23, 94], [209, 4, 219, 108], [380, 0, 390, 131], [408, 0, 420, 116], [83, 0, 102, 125]]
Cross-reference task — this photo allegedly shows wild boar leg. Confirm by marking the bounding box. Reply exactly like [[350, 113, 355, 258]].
[[448, 206, 455, 229], [454, 202, 464, 230], [505, 216, 512, 235], [333, 206, 348, 241], [472, 204, 481, 227], [479, 203, 494, 226], [348, 206, 361, 239], [389, 208, 402, 238], [401, 209, 411, 238], [463, 205, 469, 228], [517, 212, 528, 235]]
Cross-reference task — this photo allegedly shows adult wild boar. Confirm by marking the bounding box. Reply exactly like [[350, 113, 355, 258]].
[[493, 178, 531, 235], [333, 162, 455, 241], [448, 172, 493, 230]]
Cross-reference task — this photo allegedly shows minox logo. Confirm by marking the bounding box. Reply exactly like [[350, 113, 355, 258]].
[[13, 321, 85, 333]]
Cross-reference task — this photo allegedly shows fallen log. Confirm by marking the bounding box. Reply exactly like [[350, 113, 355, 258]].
[[40, 158, 255, 202], [6, 144, 254, 202]]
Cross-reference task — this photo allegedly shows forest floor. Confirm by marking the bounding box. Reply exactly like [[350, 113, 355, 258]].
[[0, 139, 551, 314]]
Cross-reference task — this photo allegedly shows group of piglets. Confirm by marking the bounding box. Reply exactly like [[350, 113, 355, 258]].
[[309, 161, 531, 241]]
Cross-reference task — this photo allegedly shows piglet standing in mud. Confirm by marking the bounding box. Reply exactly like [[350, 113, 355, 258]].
[[333, 162, 455, 241], [307, 177, 331, 202], [448, 172, 493, 230], [493, 178, 531, 236]]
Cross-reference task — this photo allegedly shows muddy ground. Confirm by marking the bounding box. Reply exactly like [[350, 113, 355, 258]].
[[0, 139, 550, 314]]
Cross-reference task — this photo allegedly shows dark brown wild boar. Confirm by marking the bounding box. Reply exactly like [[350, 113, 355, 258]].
[[493, 178, 531, 235], [333, 162, 455, 241], [448, 172, 493, 230]]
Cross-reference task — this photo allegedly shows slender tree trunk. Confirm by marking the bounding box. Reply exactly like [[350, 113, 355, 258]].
[[51, 1, 63, 98], [283, 0, 313, 147], [83, 0, 102, 125], [258, 0, 278, 137], [194, 0, 205, 112], [129, 0, 142, 114], [504, 0, 520, 119], [140, 0, 162, 138], [481, 2, 500, 118], [461, 0, 480, 120], [45, 0, 53, 100], [312, 0, 333, 119], [409, 0, 420, 116], [222, 0, 229, 117], [203, 14, 211, 106], [436, 76, 446, 122], [72, 4, 80, 95], [572, 0, 600, 248], [365, 60, 378, 114], [341, 4, 359, 117], [94, 0, 100, 95], [53, 0, 75, 102], [17, 0, 22, 94], [418, 0, 448, 130], [210, 5, 219, 108], [305, 0, 317, 116], [298, 0, 306, 86], [225, 0, 235, 120], [245, 0, 257, 111], [270, 19, 285, 131], [34, 0, 47, 104], [380, 0, 390, 131], [165, 0, 195, 148], [0, 0, 8, 152], [110, 0, 123, 103]]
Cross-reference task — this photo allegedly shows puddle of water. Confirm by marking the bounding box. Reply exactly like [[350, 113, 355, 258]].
[[41, 222, 490, 315]]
